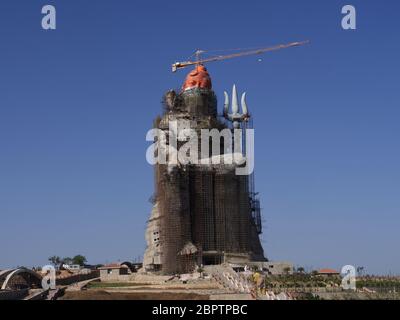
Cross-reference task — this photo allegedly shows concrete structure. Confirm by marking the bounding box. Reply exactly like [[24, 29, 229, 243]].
[[56, 270, 100, 286], [0, 268, 42, 290], [143, 65, 266, 274], [228, 261, 294, 275], [264, 262, 294, 275], [143, 203, 162, 271], [99, 264, 129, 281], [62, 264, 82, 273]]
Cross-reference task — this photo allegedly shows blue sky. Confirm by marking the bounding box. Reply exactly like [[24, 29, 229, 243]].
[[0, 0, 399, 274]]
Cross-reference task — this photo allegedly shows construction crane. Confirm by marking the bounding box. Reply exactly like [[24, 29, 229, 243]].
[[172, 40, 309, 72]]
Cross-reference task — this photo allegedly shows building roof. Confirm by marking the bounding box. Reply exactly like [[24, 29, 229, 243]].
[[317, 268, 340, 274], [98, 263, 128, 270]]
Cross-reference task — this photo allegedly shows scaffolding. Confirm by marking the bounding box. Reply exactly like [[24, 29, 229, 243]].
[[147, 87, 266, 274]]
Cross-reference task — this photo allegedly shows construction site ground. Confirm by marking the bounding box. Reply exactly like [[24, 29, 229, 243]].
[[60, 276, 251, 300]]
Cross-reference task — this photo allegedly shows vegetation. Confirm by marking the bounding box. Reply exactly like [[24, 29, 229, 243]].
[[62, 257, 73, 265], [71, 255, 87, 266], [356, 277, 400, 291], [258, 273, 400, 296], [48, 256, 61, 266], [263, 273, 342, 289], [48, 254, 88, 266], [297, 267, 305, 274]]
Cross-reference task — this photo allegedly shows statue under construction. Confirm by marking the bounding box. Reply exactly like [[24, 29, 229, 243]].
[[143, 65, 266, 274]]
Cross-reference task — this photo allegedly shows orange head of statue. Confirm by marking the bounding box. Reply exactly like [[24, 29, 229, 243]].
[[182, 65, 212, 91]]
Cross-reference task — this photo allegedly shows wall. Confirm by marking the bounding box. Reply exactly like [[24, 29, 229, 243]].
[[56, 271, 100, 286], [0, 289, 29, 300]]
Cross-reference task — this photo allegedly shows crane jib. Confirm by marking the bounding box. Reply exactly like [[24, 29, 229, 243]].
[[171, 40, 309, 72]]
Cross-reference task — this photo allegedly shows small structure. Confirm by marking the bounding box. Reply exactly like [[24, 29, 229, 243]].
[[61, 264, 81, 273], [0, 268, 42, 291], [264, 262, 294, 275], [316, 268, 340, 277], [98, 264, 129, 281], [120, 261, 141, 273]]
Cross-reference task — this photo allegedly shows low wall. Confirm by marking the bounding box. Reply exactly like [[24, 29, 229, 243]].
[[100, 274, 134, 282], [0, 289, 29, 300], [56, 271, 100, 286]]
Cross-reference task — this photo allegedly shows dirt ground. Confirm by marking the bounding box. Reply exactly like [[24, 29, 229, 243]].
[[60, 289, 210, 300]]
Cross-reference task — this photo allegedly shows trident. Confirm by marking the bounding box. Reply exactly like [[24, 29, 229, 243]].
[[223, 84, 250, 128]]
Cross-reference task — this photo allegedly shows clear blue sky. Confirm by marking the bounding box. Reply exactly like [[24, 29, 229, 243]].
[[0, 0, 399, 275]]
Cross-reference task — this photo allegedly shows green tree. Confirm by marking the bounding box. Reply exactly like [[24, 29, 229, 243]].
[[72, 255, 87, 266], [311, 270, 318, 276], [62, 257, 73, 265], [297, 267, 305, 274], [48, 256, 61, 266], [356, 266, 365, 276]]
